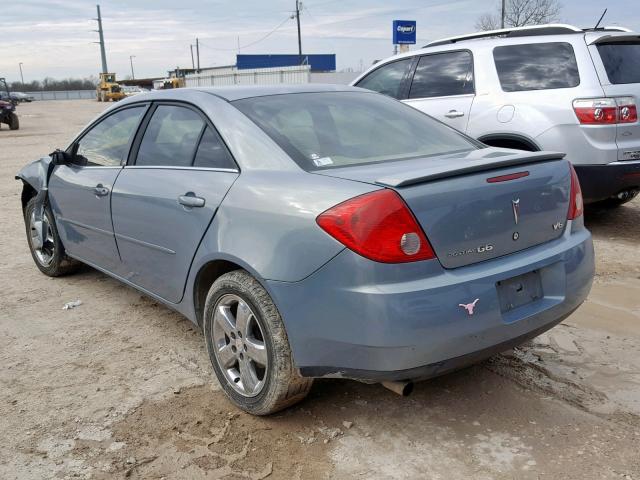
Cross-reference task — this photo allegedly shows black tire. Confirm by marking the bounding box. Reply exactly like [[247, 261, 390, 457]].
[[24, 197, 80, 277], [203, 270, 313, 415], [8, 112, 19, 130]]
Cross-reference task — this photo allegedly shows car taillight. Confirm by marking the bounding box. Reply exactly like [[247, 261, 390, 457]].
[[316, 189, 436, 263], [567, 163, 583, 220], [616, 97, 638, 123], [573, 97, 637, 124]]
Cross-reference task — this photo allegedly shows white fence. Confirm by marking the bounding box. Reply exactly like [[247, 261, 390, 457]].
[[185, 65, 311, 87], [24, 90, 95, 101]]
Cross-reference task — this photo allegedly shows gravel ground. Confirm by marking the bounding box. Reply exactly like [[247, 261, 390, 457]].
[[1, 100, 639, 480]]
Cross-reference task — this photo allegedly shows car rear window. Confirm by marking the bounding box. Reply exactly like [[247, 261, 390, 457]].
[[493, 42, 580, 92], [233, 91, 476, 171], [597, 42, 640, 84]]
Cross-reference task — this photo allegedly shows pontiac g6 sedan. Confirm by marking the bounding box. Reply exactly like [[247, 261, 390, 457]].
[[17, 85, 594, 414]]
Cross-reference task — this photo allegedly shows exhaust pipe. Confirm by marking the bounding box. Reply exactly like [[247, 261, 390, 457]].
[[381, 380, 414, 396]]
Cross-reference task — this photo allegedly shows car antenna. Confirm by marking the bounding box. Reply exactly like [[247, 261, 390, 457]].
[[594, 8, 607, 30]]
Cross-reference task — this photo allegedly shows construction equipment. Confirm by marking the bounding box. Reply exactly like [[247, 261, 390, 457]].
[[153, 77, 186, 90], [0, 77, 19, 130], [96, 73, 126, 102]]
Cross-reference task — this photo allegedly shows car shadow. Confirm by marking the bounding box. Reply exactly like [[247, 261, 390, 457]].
[[584, 198, 639, 243]]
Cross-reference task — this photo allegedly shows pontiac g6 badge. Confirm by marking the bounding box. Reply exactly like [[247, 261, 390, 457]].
[[459, 298, 479, 316]]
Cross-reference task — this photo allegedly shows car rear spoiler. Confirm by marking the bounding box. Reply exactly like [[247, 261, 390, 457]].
[[375, 151, 566, 188]]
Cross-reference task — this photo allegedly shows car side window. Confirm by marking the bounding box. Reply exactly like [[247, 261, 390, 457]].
[[409, 51, 474, 99], [136, 105, 205, 167], [193, 127, 236, 169], [493, 42, 580, 92], [355, 58, 413, 99], [76, 106, 145, 167]]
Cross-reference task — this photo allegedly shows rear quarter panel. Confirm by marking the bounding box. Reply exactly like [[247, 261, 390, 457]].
[[466, 37, 608, 149], [186, 170, 379, 287]]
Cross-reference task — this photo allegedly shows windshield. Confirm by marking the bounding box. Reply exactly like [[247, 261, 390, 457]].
[[233, 91, 477, 170], [597, 42, 640, 84]]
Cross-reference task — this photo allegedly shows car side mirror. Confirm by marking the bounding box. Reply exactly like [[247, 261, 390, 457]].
[[50, 149, 76, 166]]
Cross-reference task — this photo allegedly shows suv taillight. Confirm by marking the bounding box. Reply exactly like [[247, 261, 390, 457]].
[[573, 97, 637, 124], [316, 189, 436, 263], [617, 97, 638, 123], [567, 163, 584, 220]]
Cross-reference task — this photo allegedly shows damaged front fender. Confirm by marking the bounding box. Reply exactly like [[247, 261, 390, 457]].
[[16, 155, 56, 250]]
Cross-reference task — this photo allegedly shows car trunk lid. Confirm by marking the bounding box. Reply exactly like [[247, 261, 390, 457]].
[[316, 149, 571, 268]]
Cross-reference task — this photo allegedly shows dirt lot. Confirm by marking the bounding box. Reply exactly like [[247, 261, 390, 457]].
[[1, 100, 639, 479]]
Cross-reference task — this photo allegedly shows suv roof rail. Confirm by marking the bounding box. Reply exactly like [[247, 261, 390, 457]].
[[424, 24, 584, 48], [582, 25, 633, 33]]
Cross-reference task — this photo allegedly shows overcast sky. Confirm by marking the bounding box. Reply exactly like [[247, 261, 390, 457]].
[[2, 0, 639, 82]]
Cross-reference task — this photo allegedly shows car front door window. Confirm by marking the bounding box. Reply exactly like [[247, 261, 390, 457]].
[[76, 106, 145, 166]]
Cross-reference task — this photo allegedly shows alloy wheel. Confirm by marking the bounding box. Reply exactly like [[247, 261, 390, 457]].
[[29, 209, 55, 267], [211, 294, 268, 397]]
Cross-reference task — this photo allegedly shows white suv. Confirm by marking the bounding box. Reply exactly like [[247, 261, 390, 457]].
[[352, 24, 640, 206]]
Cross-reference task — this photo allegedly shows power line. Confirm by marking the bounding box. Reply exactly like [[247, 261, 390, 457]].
[[197, 16, 293, 52]]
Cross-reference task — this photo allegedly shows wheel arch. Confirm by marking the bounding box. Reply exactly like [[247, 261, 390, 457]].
[[19, 179, 38, 211], [477, 133, 541, 152], [192, 257, 272, 328]]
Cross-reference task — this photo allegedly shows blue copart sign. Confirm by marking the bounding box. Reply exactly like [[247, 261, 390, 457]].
[[393, 20, 416, 44]]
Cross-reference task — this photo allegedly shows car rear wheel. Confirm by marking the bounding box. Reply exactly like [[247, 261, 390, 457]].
[[203, 270, 312, 415], [24, 197, 79, 277]]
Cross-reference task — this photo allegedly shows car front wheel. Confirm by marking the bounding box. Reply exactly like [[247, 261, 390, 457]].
[[203, 270, 312, 415], [24, 197, 79, 277]]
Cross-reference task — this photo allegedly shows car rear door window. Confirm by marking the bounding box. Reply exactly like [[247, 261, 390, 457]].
[[136, 105, 204, 167], [355, 58, 413, 99], [493, 42, 580, 92], [596, 42, 640, 84], [76, 106, 145, 166], [193, 127, 236, 169], [409, 51, 474, 98]]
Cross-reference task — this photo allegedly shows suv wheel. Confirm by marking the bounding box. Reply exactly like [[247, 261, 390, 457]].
[[203, 270, 313, 415]]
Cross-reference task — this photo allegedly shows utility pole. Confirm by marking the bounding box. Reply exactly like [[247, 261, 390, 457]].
[[501, 0, 506, 29], [95, 5, 108, 73], [129, 55, 136, 79], [196, 38, 200, 72], [295, 0, 303, 65], [190, 45, 195, 69], [18, 63, 24, 86]]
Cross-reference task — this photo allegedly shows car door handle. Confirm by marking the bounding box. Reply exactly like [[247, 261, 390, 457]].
[[445, 110, 465, 118], [94, 184, 110, 197], [178, 193, 205, 208]]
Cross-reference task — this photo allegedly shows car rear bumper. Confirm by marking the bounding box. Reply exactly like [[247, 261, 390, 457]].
[[574, 161, 640, 203], [267, 224, 594, 382]]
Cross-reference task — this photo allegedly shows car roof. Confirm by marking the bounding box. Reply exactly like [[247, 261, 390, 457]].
[[194, 83, 364, 101]]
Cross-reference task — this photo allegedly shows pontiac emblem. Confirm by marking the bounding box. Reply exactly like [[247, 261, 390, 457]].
[[512, 198, 520, 225]]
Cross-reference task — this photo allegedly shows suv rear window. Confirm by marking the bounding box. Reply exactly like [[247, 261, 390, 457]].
[[597, 42, 640, 84], [493, 42, 580, 92]]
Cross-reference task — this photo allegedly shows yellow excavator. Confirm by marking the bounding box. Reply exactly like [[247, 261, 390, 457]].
[[96, 73, 126, 102]]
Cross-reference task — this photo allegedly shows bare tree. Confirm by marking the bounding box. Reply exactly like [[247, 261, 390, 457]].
[[475, 0, 562, 31]]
